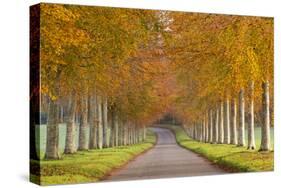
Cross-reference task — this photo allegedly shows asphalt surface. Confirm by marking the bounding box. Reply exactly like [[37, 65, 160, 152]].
[[106, 127, 225, 181]]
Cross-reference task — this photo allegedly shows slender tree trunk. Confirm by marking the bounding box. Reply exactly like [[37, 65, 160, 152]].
[[192, 124, 196, 140], [123, 123, 128, 145], [64, 95, 77, 154], [128, 124, 132, 145], [89, 94, 97, 149], [260, 80, 271, 151], [130, 124, 133, 144], [46, 99, 60, 159], [196, 124, 198, 140], [199, 121, 203, 142], [195, 124, 198, 140], [93, 120, 98, 148], [142, 125, 146, 142], [102, 97, 109, 148], [134, 125, 138, 144], [132, 124, 135, 144], [97, 96, 103, 149], [213, 108, 219, 143], [113, 110, 119, 147], [230, 99, 238, 145], [119, 121, 124, 146], [218, 102, 224, 144], [78, 95, 89, 150], [196, 124, 199, 141], [205, 112, 209, 142], [202, 118, 205, 142], [136, 125, 140, 143], [224, 98, 230, 144], [248, 81, 256, 150], [209, 110, 213, 143], [109, 110, 114, 147], [238, 89, 246, 146]]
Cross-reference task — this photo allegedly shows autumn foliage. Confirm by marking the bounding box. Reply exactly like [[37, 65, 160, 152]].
[[33, 4, 273, 160]]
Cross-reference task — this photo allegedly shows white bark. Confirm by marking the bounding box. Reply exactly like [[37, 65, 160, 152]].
[[46, 99, 60, 159], [78, 95, 89, 150], [218, 102, 224, 144], [205, 112, 209, 142], [113, 111, 119, 146], [260, 80, 271, 151], [230, 99, 238, 145], [200, 120, 203, 142], [202, 118, 206, 142], [213, 107, 219, 143], [224, 98, 230, 144], [209, 110, 213, 143], [248, 81, 256, 150], [89, 94, 97, 149], [65, 95, 77, 154], [238, 89, 246, 146], [102, 97, 109, 148], [97, 95, 103, 149]]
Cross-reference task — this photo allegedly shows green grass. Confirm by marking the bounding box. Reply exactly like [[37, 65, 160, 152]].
[[31, 129, 156, 185], [158, 125, 274, 172]]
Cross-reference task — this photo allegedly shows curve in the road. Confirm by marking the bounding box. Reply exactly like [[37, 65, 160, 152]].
[[106, 127, 225, 181]]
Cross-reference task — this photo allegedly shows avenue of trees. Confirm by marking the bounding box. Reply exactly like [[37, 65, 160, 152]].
[[31, 4, 173, 160], [30, 4, 273, 160], [165, 13, 273, 151]]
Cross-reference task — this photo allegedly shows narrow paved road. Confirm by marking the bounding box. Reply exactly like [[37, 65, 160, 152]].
[[106, 127, 225, 181]]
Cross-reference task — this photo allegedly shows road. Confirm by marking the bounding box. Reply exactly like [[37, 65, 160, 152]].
[[106, 127, 225, 181]]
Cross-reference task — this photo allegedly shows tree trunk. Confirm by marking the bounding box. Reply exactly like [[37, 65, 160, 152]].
[[134, 124, 137, 144], [218, 102, 224, 144], [109, 110, 115, 147], [224, 98, 230, 144], [230, 99, 238, 145], [119, 121, 124, 145], [238, 89, 246, 146], [199, 121, 203, 142], [64, 95, 77, 154], [248, 81, 256, 150], [260, 80, 271, 151], [46, 99, 60, 159], [137, 126, 140, 143], [97, 96, 103, 149], [59, 106, 64, 123], [143, 125, 146, 141], [113, 109, 119, 147], [213, 108, 219, 143], [128, 124, 132, 145], [89, 94, 98, 149], [192, 124, 196, 140], [205, 112, 209, 142], [78, 95, 89, 151], [102, 97, 109, 148], [196, 124, 199, 140], [202, 118, 206, 142], [123, 123, 128, 145], [209, 110, 213, 143]]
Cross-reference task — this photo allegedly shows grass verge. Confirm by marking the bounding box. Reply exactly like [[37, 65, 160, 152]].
[[30, 130, 156, 185], [158, 125, 273, 172]]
